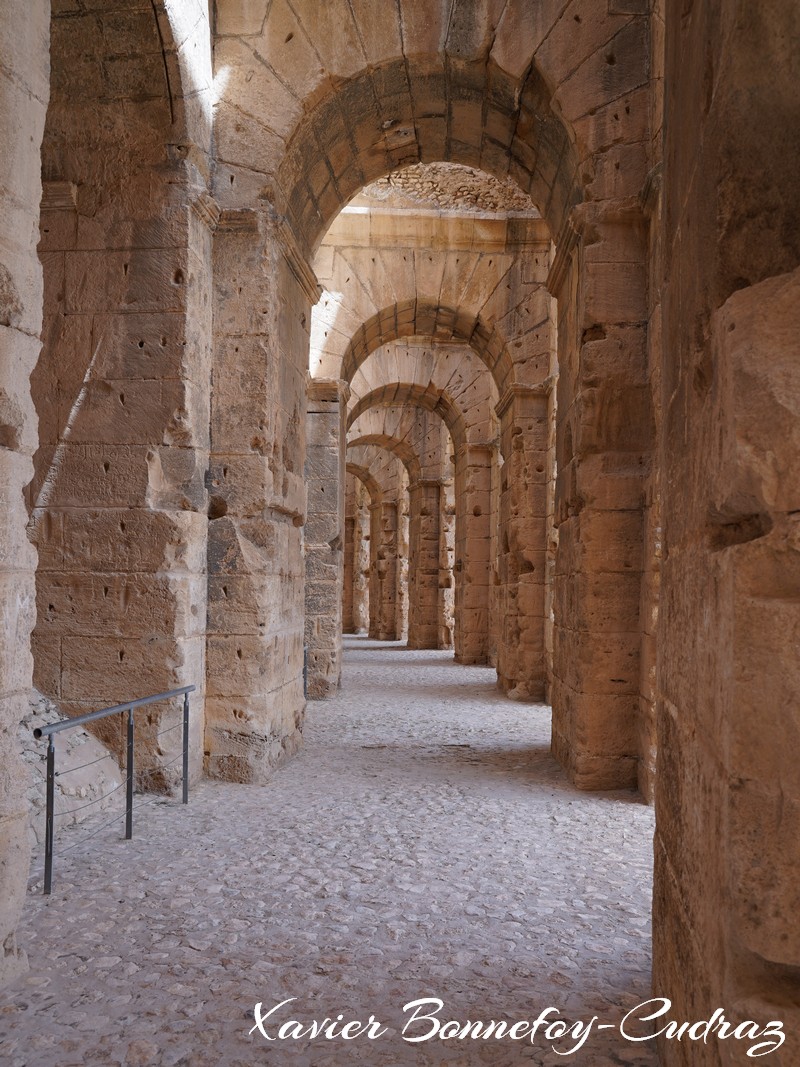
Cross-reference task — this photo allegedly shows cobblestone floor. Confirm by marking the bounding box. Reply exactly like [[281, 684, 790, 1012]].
[[0, 638, 657, 1066]]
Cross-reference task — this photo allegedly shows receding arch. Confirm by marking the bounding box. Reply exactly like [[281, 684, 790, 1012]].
[[275, 56, 580, 256], [345, 461, 383, 505], [348, 384, 468, 452], [347, 432, 423, 485], [341, 300, 515, 394]]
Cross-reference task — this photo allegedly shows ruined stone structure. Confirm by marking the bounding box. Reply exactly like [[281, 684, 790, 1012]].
[[1, 1, 798, 1063]]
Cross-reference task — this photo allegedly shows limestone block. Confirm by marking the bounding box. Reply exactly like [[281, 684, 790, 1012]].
[[87, 312, 195, 381], [208, 573, 285, 632], [36, 574, 203, 638], [573, 85, 649, 160], [206, 634, 284, 699], [64, 248, 190, 315], [714, 266, 800, 516], [553, 625, 639, 695], [571, 454, 647, 511], [40, 510, 208, 576], [61, 635, 203, 703], [207, 455, 273, 518], [573, 383, 653, 454], [65, 378, 204, 447], [42, 444, 151, 508], [0, 328, 41, 455], [0, 577, 35, 696], [31, 633, 61, 697], [729, 781, 800, 967], [0, 456, 37, 571], [534, 0, 627, 99]]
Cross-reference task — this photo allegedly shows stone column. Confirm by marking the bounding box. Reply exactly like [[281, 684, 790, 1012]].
[[30, 177, 213, 788], [353, 481, 370, 633], [454, 444, 494, 664], [0, 0, 49, 988], [655, 3, 800, 1054], [495, 387, 550, 700], [396, 490, 410, 640], [342, 505, 356, 635], [206, 209, 317, 781], [440, 479, 455, 648], [407, 479, 448, 649], [304, 378, 348, 698], [549, 206, 650, 790], [368, 501, 398, 640]]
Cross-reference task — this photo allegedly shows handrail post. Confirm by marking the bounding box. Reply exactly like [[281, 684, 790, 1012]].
[[182, 691, 189, 805], [44, 736, 55, 895], [125, 708, 134, 840]]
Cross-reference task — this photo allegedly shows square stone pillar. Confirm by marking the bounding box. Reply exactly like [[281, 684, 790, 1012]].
[[495, 386, 550, 700], [454, 444, 495, 664], [407, 479, 448, 650], [342, 514, 356, 635], [206, 208, 317, 781], [30, 171, 213, 788], [304, 378, 348, 698], [0, 0, 49, 988], [549, 205, 650, 790], [368, 500, 398, 640]]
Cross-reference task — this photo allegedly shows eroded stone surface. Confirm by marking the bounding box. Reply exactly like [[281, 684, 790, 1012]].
[[360, 163, 539, 214]]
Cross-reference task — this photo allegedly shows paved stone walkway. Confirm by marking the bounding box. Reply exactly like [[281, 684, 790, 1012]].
[[0, 639, 657, 1066]]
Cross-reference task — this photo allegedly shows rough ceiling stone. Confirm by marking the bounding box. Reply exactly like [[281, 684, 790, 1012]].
[[359, 162, 538, 215]]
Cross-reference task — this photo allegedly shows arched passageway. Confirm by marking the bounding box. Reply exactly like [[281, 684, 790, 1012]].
[[1, 2, 798, 1060]]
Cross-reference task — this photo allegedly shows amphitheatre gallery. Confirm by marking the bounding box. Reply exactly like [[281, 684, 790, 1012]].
[[0, 0, 798, 1064]]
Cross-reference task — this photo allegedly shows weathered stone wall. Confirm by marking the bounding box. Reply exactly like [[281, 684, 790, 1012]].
[[654, 1, 800, 1061], [29, 1, 212, 787], [206, 212, 311, 781], [0, 0, 49, 988], [304, 379, 348, 698], [342, 473, 357, 635]]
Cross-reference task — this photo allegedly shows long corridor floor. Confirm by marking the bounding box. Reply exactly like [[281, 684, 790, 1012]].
[[0, 639, 656, 1066]]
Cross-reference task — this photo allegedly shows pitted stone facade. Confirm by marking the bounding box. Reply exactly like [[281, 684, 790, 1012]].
[[0, 2, 798, 1063]]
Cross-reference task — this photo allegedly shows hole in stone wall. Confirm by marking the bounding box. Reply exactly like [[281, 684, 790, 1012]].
[[103, 461, 110, 473], [138, 340, 145, 348], [173, 269, 184, 284], [208, 496, 228, 520], [706, 509, 773, 551]]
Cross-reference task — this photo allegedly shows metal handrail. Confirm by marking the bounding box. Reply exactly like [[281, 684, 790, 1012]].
[[33, 685, 196, 895]]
